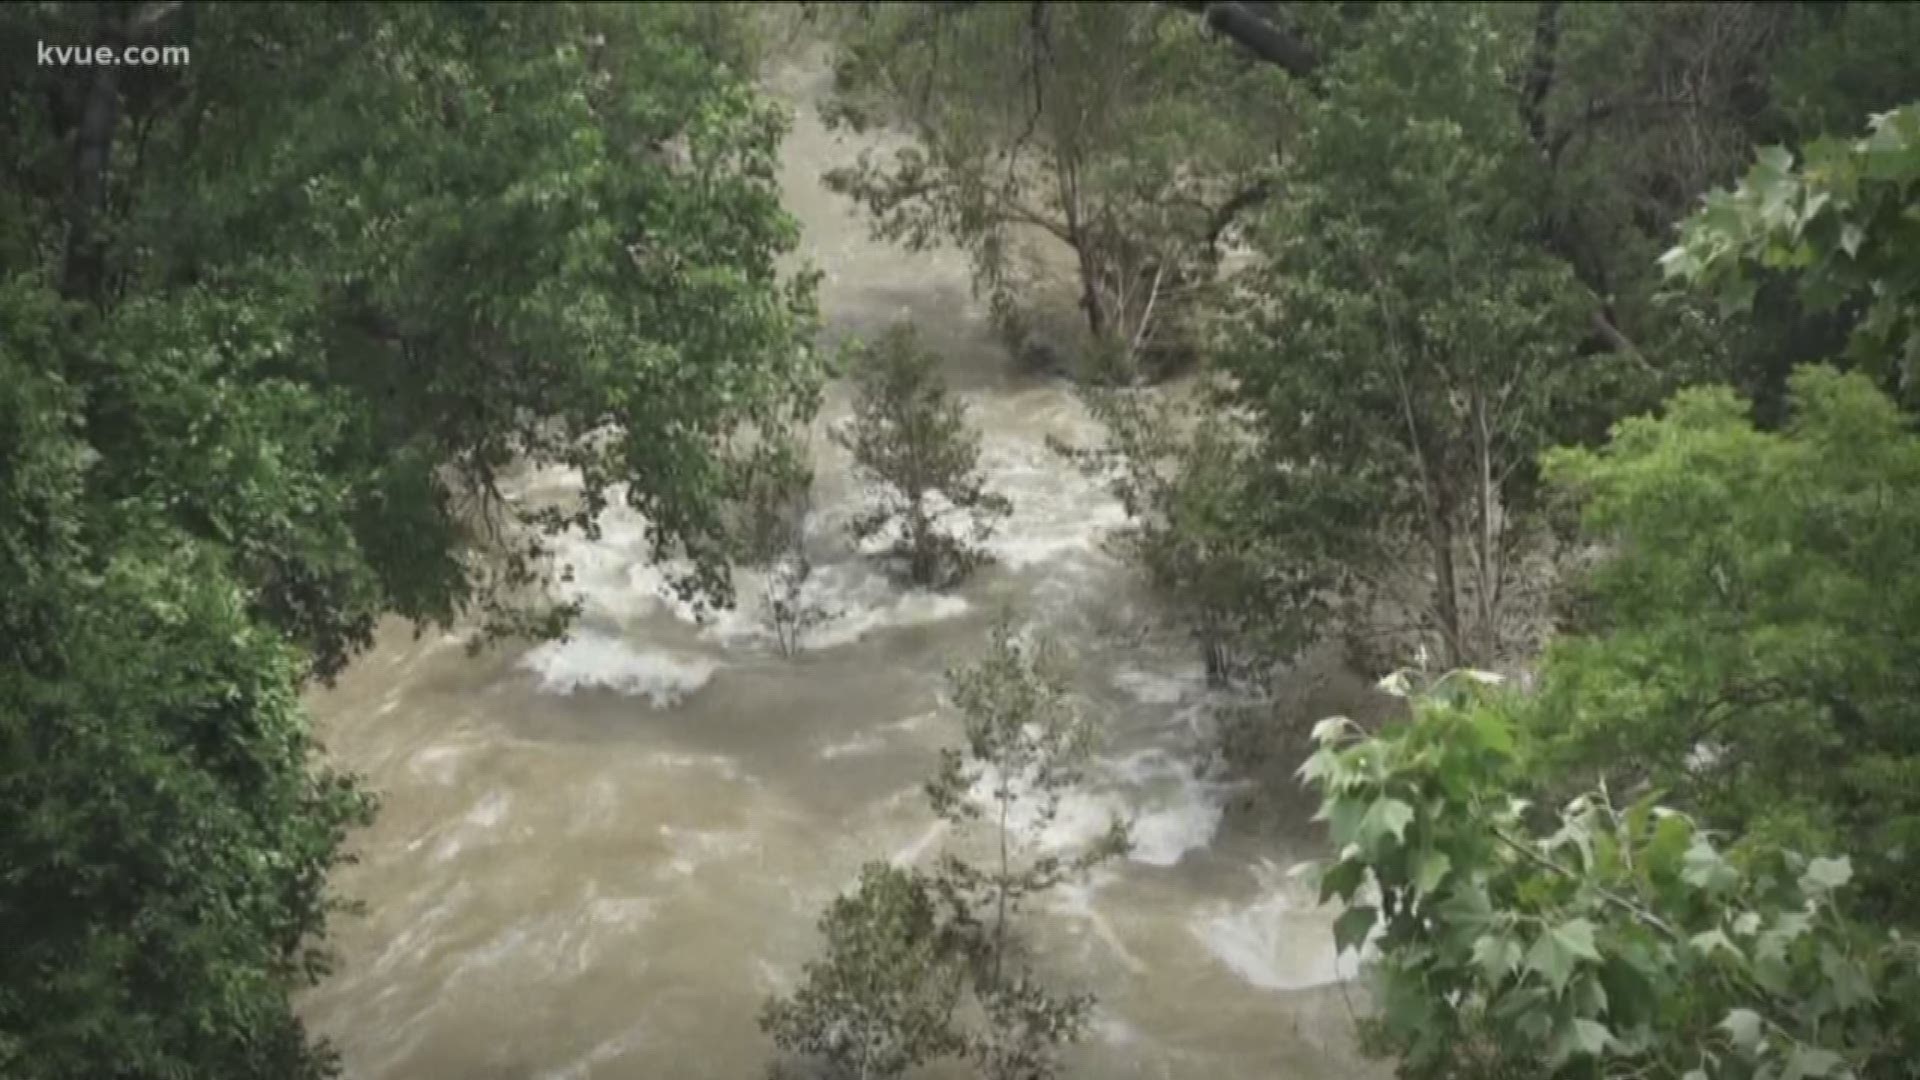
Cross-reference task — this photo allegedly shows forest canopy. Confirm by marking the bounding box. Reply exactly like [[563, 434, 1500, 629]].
[[6, 2, 1920, 1079]]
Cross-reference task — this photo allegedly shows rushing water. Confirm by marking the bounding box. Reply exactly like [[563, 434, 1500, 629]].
[[300, 55, 1388, 1080]]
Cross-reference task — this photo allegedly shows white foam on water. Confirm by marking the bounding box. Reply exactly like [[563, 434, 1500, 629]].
[[657, 825, 755, 877], [1112, 664, 1205, 707], [428, 789, 514, 863], [519, 630, 717, 707], [1127, 792, 1228, 868], [1096, 1015, 1143, 1047], [541, 1023, 649, 1080], [463, 789, 510, 829], [818, 730, 886, 760], [582, 896, 657, 934], [969, 404, 1130, 572], [1050, 872, 1149, 974], [1190, 862, 1358, 991], [891, 820, 948, 867], [406, 744, 470, 785], [648, 752, 751, 784], [955, 744, 1230, 870], [1092, 748, 1233, 868], [370, 880, 476, 977]]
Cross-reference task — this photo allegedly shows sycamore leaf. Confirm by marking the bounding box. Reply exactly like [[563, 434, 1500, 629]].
[[1721, 1008, 1764, 1053], [1358, 797, 1414, 848], [1799, 856, 1852, 895], [1472, 932, 1522, 981], [1414, 850, 1451, 895], [1310, 716, 1353, 744], [1683, 837, 1740, 893], [1317, 857, 1365, 904], [1525, 919, 1600, 992], [1566, 1018, 1614, 1058], [1333, 904, 1377, 955], [1689, 929, 1743, 961], [1840, 222, 1865, 257], [1781, 1047, 1844, 1080]]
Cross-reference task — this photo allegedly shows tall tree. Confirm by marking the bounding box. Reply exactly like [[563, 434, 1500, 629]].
[[5, 1, 823, 680], [1217, 4, 1618, 669], [1527, 103, 1920, 919], [819, 2, 1293, 381], [0, 3, 823, 1075]]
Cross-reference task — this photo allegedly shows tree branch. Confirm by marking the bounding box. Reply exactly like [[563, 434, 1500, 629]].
[[1520, 1, 1562, 154], [1206, 177, 1278, 248], [1165, 1, 1319, 80]]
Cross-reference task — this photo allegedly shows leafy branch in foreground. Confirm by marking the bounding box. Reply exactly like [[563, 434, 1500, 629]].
[[1661, 103, 1920, 401], [1300, 677, 1920, 1080]]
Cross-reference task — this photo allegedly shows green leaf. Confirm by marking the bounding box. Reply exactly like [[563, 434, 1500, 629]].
[[1472, 932, 1522, 981], [1720, 1008, 1764, 1053], [1333, 904, 1377, 955], [1799, 856, 1851, 895], [1318, 857, 1366, 904], [1689, 929, 1742, 961], [1781, 1047, 1844, 1080], [1414, 850, 1451, 895], [1840, 222, 1865, 257], [1310, 715, 1353, 743], [1682, 837, 1739, 893], [1566, 1017, 1614, 1058], [1525, 919, 1600, 993], [1358, 797, 1415, 848]]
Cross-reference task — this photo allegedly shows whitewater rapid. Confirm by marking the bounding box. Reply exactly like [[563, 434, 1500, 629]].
[[297, 51, 1385, 1080]]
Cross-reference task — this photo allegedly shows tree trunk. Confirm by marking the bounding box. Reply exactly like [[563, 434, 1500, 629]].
[[1424, 492, 1466, 670], [1076, 245, 1107, 342], [1470, 384, 1501, 667], [1200, 631, 1231, 689], [60, 3, 129, 305]]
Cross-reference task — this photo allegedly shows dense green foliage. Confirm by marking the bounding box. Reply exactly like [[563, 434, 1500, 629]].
[[764, 625, 1127, 1079], [9, 1, 1920, 1077], [835, 323, 1010, 588], [2, 2, 819, 1075], [1304, 681, 1920, 1080], [1663, 104, 1920, 400], [1066, 391, 1326, 687], [0, 282, 375, 1079], [6, 2, 820, 678], [1304, 70, 1920, 1080], [1218, 4, 1613, 670], [1534, 368, 1920, 919]]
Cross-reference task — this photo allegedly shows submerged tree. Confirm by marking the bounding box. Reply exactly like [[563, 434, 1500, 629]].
[[1064, 391, 1327, 688], [763, 622, 1127, 1079], [726, 441, 832, 657], [835, 323, 1011, 588]]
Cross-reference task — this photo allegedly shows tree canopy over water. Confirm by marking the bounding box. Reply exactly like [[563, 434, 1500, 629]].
[[6, 3, 1920, 1078]]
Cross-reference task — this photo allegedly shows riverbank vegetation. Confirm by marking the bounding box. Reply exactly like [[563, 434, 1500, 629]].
[[5, 2, 1920, 1078]]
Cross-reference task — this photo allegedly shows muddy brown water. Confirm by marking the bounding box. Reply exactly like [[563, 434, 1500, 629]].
[[299, 55, 1388, 1080]]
